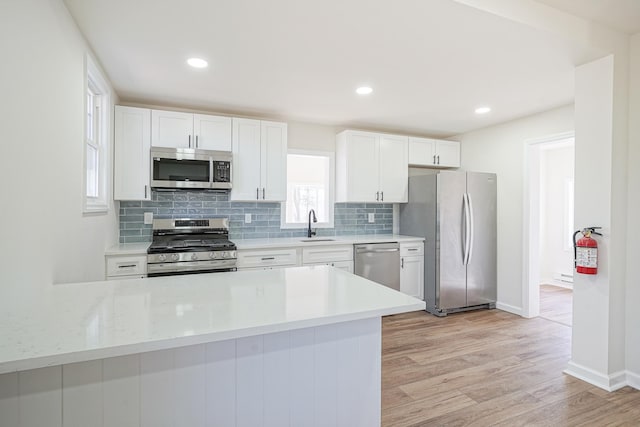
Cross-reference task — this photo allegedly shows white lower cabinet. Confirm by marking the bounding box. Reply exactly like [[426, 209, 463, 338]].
[[400, 242, 424, 299], [302, 245, 354, 273], [236, 248, 299, 270], [106, 254, 147, 279]]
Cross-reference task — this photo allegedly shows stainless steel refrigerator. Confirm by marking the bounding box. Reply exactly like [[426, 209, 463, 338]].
[[399, 172, 497, 316]]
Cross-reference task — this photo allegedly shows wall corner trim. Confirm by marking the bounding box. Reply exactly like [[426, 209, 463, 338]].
[[564, 361, 627, 391], [495, 302, 523, 317], [626, 370, 640, 391]]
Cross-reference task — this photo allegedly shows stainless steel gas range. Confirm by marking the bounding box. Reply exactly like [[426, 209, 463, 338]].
[[146, 218, 237, 277]]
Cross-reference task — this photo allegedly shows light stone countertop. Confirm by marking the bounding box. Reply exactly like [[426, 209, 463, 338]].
[[0, 266, 425, 374], [105, 234, 424, 256]]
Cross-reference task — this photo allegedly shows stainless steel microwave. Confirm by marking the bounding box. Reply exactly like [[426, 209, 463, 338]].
[[150, 147, 232, 190]]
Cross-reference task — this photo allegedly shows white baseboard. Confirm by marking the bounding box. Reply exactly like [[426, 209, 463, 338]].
[[627, 370, 640, 390], [564, 361, 627, 391], [496, 302, 522, 316]]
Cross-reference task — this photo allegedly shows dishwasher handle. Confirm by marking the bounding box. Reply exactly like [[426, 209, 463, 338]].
[[355, 248, 399, 254]]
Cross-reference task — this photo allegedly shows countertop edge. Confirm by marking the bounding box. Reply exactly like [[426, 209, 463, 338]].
[[0, 301, 425, 375]]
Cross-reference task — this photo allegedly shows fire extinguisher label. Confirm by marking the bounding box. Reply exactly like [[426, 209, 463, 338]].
[[576, 247, 597, 268]]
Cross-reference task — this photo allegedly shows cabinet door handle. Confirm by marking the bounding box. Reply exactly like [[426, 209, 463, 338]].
[[401, 258, 404, 268], [376, 191, 379, 201], [144, 185, 148, 199], [381, 191, 384, 201], [433, 154, 436, 164], [408, 248, 418, 251], [188, 135, 191, 148], [256, 188, 259, 200], [262, 188, 265, 199], [261, 257, 275, 261], [437, 155, 440, 165], [196, 135, 199, 148]]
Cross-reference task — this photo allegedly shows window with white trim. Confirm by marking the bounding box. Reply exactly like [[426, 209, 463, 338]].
[[84, 55, 110, 213], [281, 150, 334, 228]]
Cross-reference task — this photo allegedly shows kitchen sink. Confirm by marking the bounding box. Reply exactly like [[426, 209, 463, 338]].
[[299, 238, 335, 242]]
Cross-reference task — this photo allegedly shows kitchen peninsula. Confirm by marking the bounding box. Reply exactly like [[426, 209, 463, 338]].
[[0, 266, 424, 427]]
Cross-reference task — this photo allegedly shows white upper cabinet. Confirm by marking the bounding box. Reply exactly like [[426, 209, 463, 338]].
[[151, 109, 232, 150], [231, 118, 287, 201], [336, 130, 408, 203], [114, 106, 151, 201], [379, 134, 409, 202], [193, 114, 232, 151], [151, 110, 193, 148], [408, 137, 460, 168]]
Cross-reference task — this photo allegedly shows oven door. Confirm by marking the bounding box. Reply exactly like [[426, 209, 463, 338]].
[[151, 147, 212, 189]]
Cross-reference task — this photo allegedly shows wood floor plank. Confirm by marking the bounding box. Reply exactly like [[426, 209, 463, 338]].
[[381, 310, 640, 426]]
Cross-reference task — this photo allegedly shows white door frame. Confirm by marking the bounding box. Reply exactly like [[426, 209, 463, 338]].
[[522, 131, 574, 318]]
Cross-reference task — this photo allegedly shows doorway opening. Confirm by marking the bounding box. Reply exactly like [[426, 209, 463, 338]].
[[523, 132, 575, 321]]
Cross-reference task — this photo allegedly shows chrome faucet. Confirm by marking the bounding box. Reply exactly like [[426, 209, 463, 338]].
[[308, 209, 317, 238]]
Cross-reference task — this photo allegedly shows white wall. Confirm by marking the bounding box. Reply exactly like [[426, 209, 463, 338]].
[[539, 145, 574, 285], [455, 105, 574, 313], [0, 0, 118, 298], [288, 121, 337, 152], [626, 33, 640, 386]]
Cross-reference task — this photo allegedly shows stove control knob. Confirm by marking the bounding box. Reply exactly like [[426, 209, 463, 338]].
[[191, 253, 198, 261], [222, 251, 229, 259], [209, 252, 216, 259], [171, 254, 179, 261], [158, 254, 167, 262]]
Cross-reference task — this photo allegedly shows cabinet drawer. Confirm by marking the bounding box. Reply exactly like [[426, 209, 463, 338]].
[[302, 245, 353, 264], [400, 242, 424, 257], [106, 255, 147, 278], [237, 248, 298, 269]]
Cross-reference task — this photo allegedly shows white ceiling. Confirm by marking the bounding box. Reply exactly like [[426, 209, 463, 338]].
[[535, 0, 640, 35], [64, 0, 605, 137]]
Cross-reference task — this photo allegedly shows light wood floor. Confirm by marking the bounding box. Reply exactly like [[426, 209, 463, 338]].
[[381, 309, 640, 426], [540, 284, 573, 326]]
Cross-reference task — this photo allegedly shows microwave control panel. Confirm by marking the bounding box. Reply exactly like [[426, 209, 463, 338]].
[[213, 161, 231, 182]]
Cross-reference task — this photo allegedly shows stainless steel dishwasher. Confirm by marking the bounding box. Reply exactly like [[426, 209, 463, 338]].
[[354, 242, 400, 290]]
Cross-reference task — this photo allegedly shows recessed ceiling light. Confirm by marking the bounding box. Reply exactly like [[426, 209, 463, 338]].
[[475, 106, 491, 114], [356, 86, 373, 95], [187, 57, 208, 68]]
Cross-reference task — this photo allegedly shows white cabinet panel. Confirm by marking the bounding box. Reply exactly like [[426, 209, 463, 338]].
[[237, 248, 299, 269], [174, 346, 206, 427], [401, 242, 425, 299], [140, 350, 173, 427], [105, 254, 147, 279], [302, 245, 353, 264], [19, 367, 62, 427], [236, 336, 264, 427], [103, 354, 140, 427], [336, 130, 408, 203], [62, 360, 102, 427], [289, 329, 315, 427], [205, 341, 236, 427], [151, 110, 193, 148], [193, 114, 232, 151], [379, 134, 409, 202], [261, 121, 288, 202], [114, 106, 151, 201], [263, 332, 291, 427], [436, 139, 461, 167], [232, 119, 288, 202], [314, 324, 338, 425], [232, 118, 262, 201], [0, 372, 19, 427], [408, 136, 460, 168]]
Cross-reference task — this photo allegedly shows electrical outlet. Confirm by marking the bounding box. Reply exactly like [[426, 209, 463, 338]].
[[368, 213, 375, 223], [245, 213, 252, 224], [144, 212, 153, 225]]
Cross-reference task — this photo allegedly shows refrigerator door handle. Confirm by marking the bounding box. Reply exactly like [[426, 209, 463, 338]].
[[463, 193, 471, 265], [467, 193, 475, 265]]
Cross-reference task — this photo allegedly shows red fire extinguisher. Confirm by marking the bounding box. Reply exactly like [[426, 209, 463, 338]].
[[573, 227, 602, 275]]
